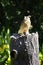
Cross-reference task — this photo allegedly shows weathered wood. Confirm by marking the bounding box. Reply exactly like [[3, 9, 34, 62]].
[[10, 32, 40, 65]]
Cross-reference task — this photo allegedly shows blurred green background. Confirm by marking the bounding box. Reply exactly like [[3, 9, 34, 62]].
[[0, 0, 43, 65]]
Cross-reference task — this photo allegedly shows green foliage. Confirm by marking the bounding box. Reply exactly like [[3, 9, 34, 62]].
[[39, 50, 43, 65], [0, 28, 11, 65], [0, 0, 43, 44]]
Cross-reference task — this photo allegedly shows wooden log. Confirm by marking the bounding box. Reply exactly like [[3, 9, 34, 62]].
[[10, 32, 40, 65]]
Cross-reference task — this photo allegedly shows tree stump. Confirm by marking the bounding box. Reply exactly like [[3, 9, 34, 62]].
[[10, 32, 40, 65]]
